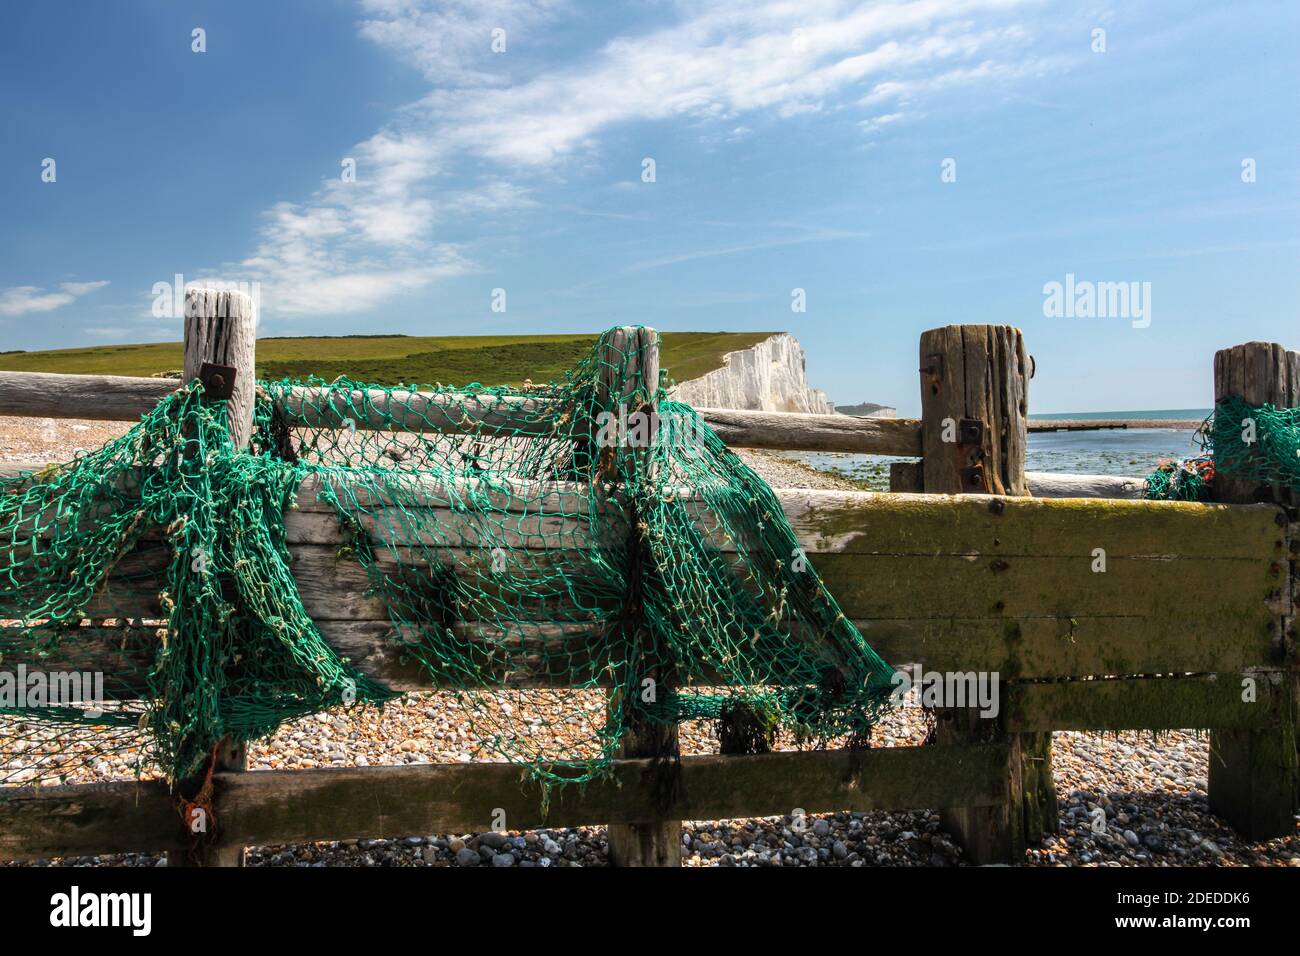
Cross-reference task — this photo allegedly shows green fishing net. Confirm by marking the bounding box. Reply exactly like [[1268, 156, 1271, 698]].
[[1, 327, 895, 788], [1145, 396, 1300, 501]]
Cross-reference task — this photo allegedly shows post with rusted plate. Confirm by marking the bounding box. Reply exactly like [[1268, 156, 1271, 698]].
[[166, 287, 257, 867], [918, 324, 1057, 864], [1206, 341, 1299, 839], [600, 327, 683, 866]]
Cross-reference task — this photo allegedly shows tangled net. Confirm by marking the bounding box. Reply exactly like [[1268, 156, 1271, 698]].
[[1, 328, 895, 789], [1145, 396, 1300, 501]]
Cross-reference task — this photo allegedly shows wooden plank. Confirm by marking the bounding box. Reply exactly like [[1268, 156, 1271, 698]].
[[0, 371, 554, 437], [56, 535, 1278, 651], [0, 372, 174, 421], [1008, 674, 1286, 732], [775, 491, 1282, 561], [0, 742, 1011, 861], [7, 493, 1281, 691], [0, 371, 922, 456], [1026, 472, 1145, 499], [812, 552, 1277, 626], [287, 486, 1280, 559], [6, 478, 1281, 562], [690, 407, 921, 455], [281, 384, 554, 438], [0, 778, 182, 860], [16, 600, 1283, 697], [856, 615, 1276, 681]]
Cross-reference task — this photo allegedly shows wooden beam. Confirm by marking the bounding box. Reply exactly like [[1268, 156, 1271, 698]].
[[1207, 340, 1300, 840], [281, 385, 554, 438], [0, 371, 174, 420], [691, 407, 921, 455], [774, 490, 1280, 560], [1026, 472, 1145, 499], [5, 473, 1279, 560], [1008, 674, 1287, 732], [9, 493, 1282, 693], [0, 370, 921, 456], [0, 743, 1011, 862]]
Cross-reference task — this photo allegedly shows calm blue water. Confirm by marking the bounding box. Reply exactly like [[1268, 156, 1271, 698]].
[[786, 425, 1205, 490], [1029, 408, 1210, 422]]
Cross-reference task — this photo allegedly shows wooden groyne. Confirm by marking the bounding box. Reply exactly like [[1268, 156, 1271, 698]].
[[0, 310, 1294, 867], [1029, 418, 1202, 432]]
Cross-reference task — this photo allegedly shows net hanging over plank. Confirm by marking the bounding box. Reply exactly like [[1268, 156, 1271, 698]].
[[0, 327, 896, 788], [1144, 396, 1300, 501]]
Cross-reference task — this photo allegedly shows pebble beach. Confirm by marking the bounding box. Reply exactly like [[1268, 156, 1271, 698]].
[[2, 419, 1297, 868]]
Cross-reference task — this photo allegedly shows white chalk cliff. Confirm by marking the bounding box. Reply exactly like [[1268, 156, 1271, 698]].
[[670, 333, 836, 414]]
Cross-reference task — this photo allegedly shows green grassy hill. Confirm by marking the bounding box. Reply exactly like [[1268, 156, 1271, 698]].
[[0, 331, 776, 389]]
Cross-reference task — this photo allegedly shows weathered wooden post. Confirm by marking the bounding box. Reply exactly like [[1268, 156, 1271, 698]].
[[918, 324, 1056, 864], [167, 287, 257, 867], [597, 328, 683, 866], [1207, 341, 1299, 839]]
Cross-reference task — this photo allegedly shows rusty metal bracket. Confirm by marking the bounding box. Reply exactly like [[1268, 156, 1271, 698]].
[[198, 362, 237, 400], [959, 417, 984, 445], [920, 353, 944, 397], [961, 463, 986, 491]]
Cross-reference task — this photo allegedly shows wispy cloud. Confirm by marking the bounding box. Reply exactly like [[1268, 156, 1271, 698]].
[[0, 280, 109, 317], [625, 227, 870, 274], [235, 0, 1054, 315]]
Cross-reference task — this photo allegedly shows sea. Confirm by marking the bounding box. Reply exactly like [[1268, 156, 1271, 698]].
[[785, 409, 1212, 490]]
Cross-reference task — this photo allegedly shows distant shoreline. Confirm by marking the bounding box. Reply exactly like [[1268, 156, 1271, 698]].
[[1029, 408, 1210, 422], [1029, 419, 1201, 432]]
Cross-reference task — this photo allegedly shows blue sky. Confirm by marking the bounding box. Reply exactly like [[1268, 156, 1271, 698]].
[[1, 0, 1296, 414]]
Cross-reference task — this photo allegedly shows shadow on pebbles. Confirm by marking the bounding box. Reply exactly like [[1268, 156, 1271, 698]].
[[14, 697, 1298, 869]]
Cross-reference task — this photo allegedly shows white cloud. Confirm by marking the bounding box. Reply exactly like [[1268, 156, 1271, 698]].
[[0, 280, 110, 317], [356, 0, 566, 86], [858, 111, 906, 135], [59, 280, 112, 297], [402, 2, 1046, 166], [626, 227, 869, 274], [235, 0, 1053, 314]]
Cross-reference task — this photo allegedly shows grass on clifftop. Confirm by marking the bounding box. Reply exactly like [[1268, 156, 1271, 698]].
[[0, 331, 777, 388]]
